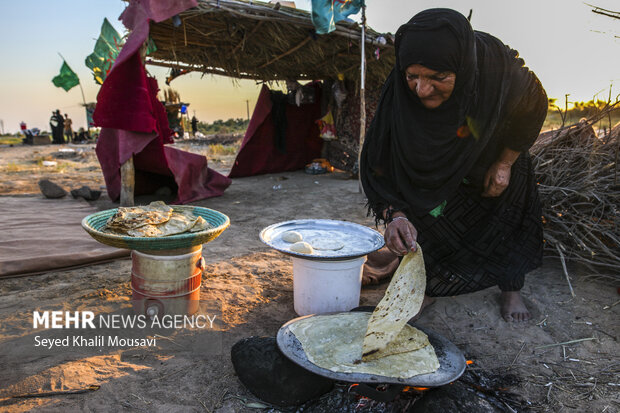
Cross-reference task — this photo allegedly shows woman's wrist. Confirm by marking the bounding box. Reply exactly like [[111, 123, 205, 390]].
[[389, 216, 409, 224], [382, 206, 407, 223], [497, 147, 520, 166]]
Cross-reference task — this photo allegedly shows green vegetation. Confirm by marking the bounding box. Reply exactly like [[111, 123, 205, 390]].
[[197, 118, 248, 135], [197, 104, 617, 136], [208, 143, 240, 156], [543, 99, 620, 131], [0, 136, 22, 145]]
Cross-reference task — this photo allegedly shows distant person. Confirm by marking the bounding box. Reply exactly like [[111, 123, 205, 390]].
[[63, 114, 73, 143], [50, 110, 64, 144], [75, 127, 90, 143], [191, 115, 198, 137], [20, 121, 33, 145]]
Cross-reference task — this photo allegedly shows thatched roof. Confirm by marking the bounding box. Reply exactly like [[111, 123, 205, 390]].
[[146, 0, 395, 85]]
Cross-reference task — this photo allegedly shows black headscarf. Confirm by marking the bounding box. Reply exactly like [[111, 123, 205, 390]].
[[361, 8, 541, 219]]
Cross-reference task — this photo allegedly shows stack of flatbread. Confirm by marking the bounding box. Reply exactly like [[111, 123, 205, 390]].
[[104, 201, 211, 237], [362, 245, 430, 360], [288, 244, 440, 379]]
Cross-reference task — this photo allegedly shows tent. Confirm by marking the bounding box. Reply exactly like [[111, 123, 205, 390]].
[[93, 0, 232, 205], [228, 82, 324, 178], [146, 0, 395, 175]]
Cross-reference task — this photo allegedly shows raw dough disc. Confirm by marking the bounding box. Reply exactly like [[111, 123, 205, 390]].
[[290, 241, 314, 254], [282, 231, 303, 243]]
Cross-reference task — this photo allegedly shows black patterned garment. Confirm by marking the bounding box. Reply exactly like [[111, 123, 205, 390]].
[[415, 154, 543, 296], [360, 9, 548, 295]]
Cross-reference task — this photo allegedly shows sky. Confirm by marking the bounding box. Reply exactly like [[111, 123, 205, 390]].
[[0, 0, 618, 133]]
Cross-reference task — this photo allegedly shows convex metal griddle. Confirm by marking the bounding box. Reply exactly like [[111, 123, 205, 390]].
[[276, 308, 466, 401]]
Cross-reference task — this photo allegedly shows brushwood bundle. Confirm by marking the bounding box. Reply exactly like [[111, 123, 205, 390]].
[[531, 102, 620, 281]]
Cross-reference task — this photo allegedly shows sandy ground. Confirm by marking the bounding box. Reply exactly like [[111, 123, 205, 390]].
[[0, 143, 618, 412]]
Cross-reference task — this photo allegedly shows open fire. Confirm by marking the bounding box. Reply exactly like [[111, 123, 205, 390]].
[[295, 359, 528, 412]]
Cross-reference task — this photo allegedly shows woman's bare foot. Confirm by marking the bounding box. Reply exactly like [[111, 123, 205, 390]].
[[500, 291, 530, 322], [411, 295, 436, 321]]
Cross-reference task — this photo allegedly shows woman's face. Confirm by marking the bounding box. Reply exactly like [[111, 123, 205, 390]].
[[405, 64, 456, 109]]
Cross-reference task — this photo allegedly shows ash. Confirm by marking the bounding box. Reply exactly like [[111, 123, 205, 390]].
[[291, 370, 531, 413]]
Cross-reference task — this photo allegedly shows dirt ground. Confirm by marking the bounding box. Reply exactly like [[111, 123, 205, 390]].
[[0, 142, 618, 412]]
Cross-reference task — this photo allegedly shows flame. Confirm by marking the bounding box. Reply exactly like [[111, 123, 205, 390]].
[[402, 386, 429, 392], [348, 383, 359, 391], [466, 360, 474, 365]]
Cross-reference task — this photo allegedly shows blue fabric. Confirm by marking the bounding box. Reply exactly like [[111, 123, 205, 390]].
[[311, 0, 363, 34]]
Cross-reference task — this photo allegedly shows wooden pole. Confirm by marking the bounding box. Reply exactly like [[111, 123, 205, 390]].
[[120, 157, 135, 207], [357, 4, 367, 193]]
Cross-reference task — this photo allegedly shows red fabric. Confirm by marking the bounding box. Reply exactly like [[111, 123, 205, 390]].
[[163, 146, 231, 203], [94, 74, 231, 203], [95, 128, 157, 201], [228, 84, 324, 178], [96, 125, 231, 203], [121, 0, 198, 26], [94, 53, 160, 134], [94, 0, 229, 203]]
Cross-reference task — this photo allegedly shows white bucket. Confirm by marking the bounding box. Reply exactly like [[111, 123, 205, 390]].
[[292, 256, 367, 316]]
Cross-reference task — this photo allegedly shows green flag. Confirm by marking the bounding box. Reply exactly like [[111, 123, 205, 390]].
[[52, 61, 80, 91], [85, 18, 123, 85]]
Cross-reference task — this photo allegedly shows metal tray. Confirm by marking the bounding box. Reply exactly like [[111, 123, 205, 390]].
[[276, 312, 466, 387], [260, 219, 384, 261]]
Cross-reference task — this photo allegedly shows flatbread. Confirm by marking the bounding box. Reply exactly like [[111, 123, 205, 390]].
[[288, 312, 439, 379], [127, 225, 162, 237], [362, 245, 426, 361], [105, 203, 173, 231], [156, 213, 197, 236], [190, 216, 211, 232], [104, 202, 211, 237]]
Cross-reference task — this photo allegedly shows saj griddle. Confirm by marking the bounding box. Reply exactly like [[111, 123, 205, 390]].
[[276, 309, 467, 390]]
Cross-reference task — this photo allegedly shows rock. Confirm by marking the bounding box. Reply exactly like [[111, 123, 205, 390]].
[[38, 179, 67, 199], [70, 186, 101, 201], [231, 336, 333, 407]]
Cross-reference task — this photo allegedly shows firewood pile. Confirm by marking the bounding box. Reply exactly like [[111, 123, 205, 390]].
[[531, 103, 620, 282]]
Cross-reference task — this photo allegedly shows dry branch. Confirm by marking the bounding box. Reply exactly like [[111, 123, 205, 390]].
[[147, 0, 395, 85], [532, 102, 620, 282]]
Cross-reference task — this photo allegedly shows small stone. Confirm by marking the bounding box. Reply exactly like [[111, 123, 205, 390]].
[[38, 179, 67, 199], [70, 186, 101, 201]]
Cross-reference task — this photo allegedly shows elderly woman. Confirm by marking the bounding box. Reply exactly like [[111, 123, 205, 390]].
[[360, 9, 547, 322]]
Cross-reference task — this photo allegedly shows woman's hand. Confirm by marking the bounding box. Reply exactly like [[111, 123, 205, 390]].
[[384, 215, 418, 256], [481, 160, 512, 197], [482, 147, 520, 198]]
